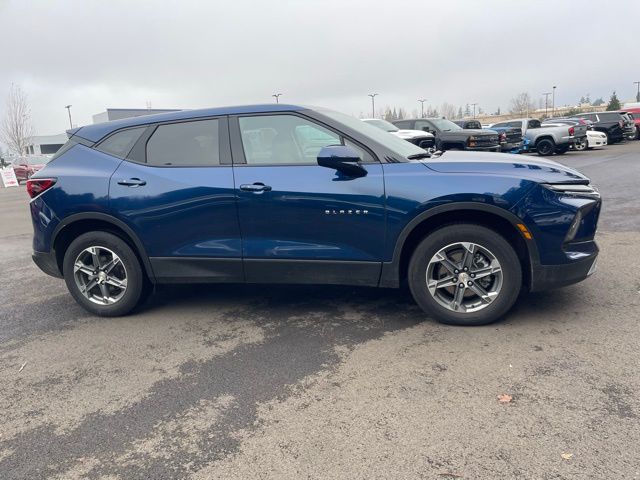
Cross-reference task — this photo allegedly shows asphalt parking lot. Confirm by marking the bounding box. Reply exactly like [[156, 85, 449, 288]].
[[1, 143, 639, 479]]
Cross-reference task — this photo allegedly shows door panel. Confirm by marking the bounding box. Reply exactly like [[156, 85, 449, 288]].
[[108, 117, 243, 283], [231, 113, 386, 286]]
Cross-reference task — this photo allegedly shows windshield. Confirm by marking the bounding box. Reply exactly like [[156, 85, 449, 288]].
[[318, 109, 425, 158], [362, 118, 398, 132], [429, 118, 462, 132]]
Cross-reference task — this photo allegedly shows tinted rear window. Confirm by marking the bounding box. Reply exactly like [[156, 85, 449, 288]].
[[96, 127, 146, 158], [146, 119, 219, 166]]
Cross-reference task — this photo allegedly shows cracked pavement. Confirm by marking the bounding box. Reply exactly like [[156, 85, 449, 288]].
[[1, 142, 639, 479]]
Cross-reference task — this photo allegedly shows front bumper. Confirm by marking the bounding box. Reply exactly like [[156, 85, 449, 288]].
[[32, 250, 62, 278], [530, 249, 598, 292]]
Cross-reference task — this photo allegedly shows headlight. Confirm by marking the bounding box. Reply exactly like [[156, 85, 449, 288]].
[[543, 183, 600, 199]]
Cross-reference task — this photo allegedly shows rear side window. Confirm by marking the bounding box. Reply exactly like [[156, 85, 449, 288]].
[[96, 127, 146, 158], [146, 119, 219, 166]]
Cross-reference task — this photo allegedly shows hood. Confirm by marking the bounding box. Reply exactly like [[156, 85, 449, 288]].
[[391, 129, 435, 140], [422, 150, 590, 184]]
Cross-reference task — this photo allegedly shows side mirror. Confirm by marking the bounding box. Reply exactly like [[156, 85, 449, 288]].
[[317, 145, 367, 177]]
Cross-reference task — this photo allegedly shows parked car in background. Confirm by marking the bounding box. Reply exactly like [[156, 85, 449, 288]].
[[619, 112, 637, 140], [28, 104, 601, 326], [489, 118, 587, 156], [574, 111, 628, 143], [542, 119, 607, 150], [362, 118, 435, 151], [455, 119, 523, 153], [393, 118, 501, 152], [622, 104, 640, 139], [12, 156, 50, 182]]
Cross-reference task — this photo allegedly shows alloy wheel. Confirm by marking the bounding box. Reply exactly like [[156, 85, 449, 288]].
[[73, 246, 128, 305], [426, 242, 503, 313]]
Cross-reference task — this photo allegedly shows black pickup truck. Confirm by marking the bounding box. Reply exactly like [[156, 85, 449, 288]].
[[454, 119, 523, 153], [393, 118, 500, 152], [575, 111, 630, 143]]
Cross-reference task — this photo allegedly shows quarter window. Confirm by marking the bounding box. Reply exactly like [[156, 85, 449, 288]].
[[146, 119, 219, 166], [96, 127, 146, 158], [238, 115, 342, 165]]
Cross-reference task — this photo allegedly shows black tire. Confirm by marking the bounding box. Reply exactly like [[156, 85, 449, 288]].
[[408, 224, 522, 326], [63, 231, 147, 316], [536, 138, 555, 156]]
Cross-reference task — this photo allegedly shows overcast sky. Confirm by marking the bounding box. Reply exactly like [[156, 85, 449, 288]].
[[1, 0, 639, 137]]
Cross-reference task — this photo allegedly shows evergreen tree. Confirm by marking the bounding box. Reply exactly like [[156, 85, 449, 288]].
[[457, 107, 463, 119], [586, 93, 591, 104], [606, 91, 621, 111], [392, 107, 397, 120], [464, 104, 471, 117], [592, 97, 604, 106], [495, 107, 501, 115]]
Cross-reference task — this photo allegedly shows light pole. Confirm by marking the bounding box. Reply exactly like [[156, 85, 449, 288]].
[[272, 93, 282, 103], [542, 92, 552, 118], [635, 81, 640, 102], [418, 98, 427, 118], [368, 93, 379, 118], [470, 103, 478, 119], [552, 86, 557, 117], [65, 105, 73, 129]]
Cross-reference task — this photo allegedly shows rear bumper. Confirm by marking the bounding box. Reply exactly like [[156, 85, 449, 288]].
[[529, 250, 598, 292], [501, 141, 523, 152], [467, 145, 501, 152], [32, 250, 62, 278]]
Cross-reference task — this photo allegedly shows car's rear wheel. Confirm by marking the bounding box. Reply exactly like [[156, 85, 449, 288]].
[[63, 231, 147, 316], [536, 138, 555, 156], [408, 224, 522, 326]]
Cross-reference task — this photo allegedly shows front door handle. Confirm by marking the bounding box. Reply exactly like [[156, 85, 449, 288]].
[[239, 183, 272, 192], [117, 178, 146, 187]]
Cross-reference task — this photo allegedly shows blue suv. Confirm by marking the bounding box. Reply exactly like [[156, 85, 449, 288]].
[[28, 105, 601, 325]]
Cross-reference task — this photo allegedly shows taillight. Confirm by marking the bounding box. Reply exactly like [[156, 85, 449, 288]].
[[26, 178, 56, 199], [568, 127, 575, 136]]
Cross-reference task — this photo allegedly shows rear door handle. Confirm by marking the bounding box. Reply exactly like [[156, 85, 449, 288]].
[[239, 183, 272, 192], [117, 178, 146, 187]]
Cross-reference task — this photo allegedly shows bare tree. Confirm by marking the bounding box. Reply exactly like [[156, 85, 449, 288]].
[[1, 84, 33, 155], [509, 92, 535, 116], [440, 102, 456, 119]]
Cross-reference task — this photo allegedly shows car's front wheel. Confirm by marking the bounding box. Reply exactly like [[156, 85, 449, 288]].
[[574, 139, 588, 151], [63, 231, 147, 316], [408, 224, 522, 326]]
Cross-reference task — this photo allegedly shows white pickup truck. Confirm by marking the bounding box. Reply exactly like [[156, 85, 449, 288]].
[[489, 118, 587, 156]]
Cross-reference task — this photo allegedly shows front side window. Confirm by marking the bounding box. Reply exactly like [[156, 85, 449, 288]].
[[146, 119, 219, 166], [239, 115, 341, 165], [96, 127, 146, 158]]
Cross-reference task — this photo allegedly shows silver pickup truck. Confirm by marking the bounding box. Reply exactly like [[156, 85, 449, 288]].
[[489, 118, 587, 156]]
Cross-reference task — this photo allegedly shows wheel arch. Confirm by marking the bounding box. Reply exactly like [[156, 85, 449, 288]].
[[379, 203, 538, 289], [534, 135, 555, 146], [52, 213, 155, 281]]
